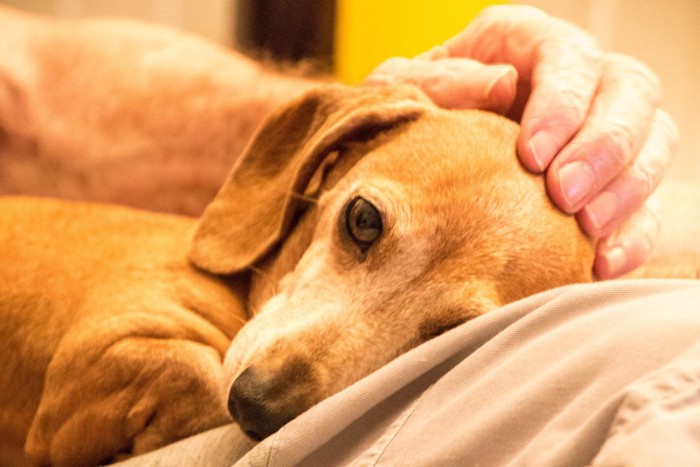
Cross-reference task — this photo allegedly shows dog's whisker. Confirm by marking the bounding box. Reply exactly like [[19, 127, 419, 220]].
[[239, 295, 262, 319], [230, 313, 248, 327], [410, 174, 415, 226], [233, 292, 259, 320], [248, 265, 275, 286], [265, 187, 318, 205], [245, 265, 279, 316], [247, 184, 318, 205], [288, 192, 318, 204]]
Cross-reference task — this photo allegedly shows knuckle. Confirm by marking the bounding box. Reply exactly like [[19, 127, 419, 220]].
[[637, 158, 670, 196], [365, 57, 417, 85], [554, 100, 587, 127], [380, 56, 412, 72], [630, 147, 670, 200], [530, 95, 586, 133], [579, 124, 646, 184], [569, 122, 636, 186], [540, 32, 601, 66], [637, 201, 662, 245], [476, 4, 503, 20], [552, 27, 599, 53], [654, 109, 679, 153], [420, 72, 448, 97], [542, 15, 601, 57], [603, 53, 662, 104], [599, 121, 637, 166], [629, 161, 656, 200], [477, 5, 546, 22], [420, 45, 448, 60], [644, 195, 662, 225]]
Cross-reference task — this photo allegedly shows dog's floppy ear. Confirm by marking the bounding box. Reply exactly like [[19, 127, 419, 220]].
[[189, 84, 429, 274]]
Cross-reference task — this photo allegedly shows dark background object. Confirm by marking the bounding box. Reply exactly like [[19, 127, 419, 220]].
[[236, 0, 335, 72]]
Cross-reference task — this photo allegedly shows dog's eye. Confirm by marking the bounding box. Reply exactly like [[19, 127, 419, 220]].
[[345, 196, 383, 249]]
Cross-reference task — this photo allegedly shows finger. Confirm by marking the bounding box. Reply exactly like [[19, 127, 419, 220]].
[[577, 109, 678, 238], [519, 41, 601, 173], [546, 55, 664, 214], [593, 197, 661, 279], [442, 6, 563, 73], [439, 6, 604, 172], [363, 57, 518, 113], [416, 45, 450, 60]]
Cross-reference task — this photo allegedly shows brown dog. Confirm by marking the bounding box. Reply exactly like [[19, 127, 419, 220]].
[[0, 199, 249, 465], [194, 84, 700, 441], [192, 84, 596, 440], [0, 83, 601, 464]]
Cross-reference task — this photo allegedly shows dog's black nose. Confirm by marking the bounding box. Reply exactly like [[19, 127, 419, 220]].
[[228, 366, 296, 441]]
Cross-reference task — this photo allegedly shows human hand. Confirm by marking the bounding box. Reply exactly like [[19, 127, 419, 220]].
[[364, 5, 677, 279]]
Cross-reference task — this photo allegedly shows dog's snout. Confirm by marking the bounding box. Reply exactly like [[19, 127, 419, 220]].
[[228, 360, 316, 441], [229, 367, 281, 441]]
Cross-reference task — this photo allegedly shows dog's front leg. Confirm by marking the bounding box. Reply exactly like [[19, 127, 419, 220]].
[[24, 308, 231, 466]]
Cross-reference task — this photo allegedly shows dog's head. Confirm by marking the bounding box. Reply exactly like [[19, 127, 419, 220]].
[[189, 84, 594, 440]]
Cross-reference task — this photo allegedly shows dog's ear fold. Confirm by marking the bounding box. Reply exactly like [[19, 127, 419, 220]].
[[189, 84, 429, 274]]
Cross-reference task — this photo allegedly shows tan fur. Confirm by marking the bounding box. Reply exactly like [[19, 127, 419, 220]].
[[0, 199, 248, 465], [4, 83, 695, 462], [189, 84, 595, 440]]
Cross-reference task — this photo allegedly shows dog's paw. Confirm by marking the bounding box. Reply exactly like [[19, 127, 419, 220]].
[[24, 316, 230, 466]]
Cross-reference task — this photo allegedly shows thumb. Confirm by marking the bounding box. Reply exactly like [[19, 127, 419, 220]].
[[364, 57, 517, 113]]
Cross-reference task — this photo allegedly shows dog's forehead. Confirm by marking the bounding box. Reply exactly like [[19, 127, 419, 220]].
[[357, 109, 519, 185], [333, 109, 540, 278], [348, 110, 523, 220]]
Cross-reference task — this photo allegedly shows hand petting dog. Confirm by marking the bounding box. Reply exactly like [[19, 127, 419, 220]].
[[365, 6, 677, 280]]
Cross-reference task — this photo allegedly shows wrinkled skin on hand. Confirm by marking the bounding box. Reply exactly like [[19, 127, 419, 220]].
[[365, 5, 678, 279]]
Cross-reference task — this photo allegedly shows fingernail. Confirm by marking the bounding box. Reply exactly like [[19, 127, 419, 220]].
[[558, 160, 595, 209], [484, 66, 517, 112], [600, 246, 627, 279], [528, 131, 559, 172], [585, 191, 620, 231]]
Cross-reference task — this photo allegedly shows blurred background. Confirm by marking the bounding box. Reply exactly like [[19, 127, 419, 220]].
[[2, 0, 698, 184]]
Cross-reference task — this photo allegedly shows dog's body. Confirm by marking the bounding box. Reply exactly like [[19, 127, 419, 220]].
[[0, 84, 696, 465], [0, 199, 247, 465]]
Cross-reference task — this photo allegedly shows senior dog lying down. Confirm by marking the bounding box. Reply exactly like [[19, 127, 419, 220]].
[[0, 82, 659, 465]]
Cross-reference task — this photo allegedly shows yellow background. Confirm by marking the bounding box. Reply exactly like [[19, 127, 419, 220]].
[[335, 1, 506, 83]]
